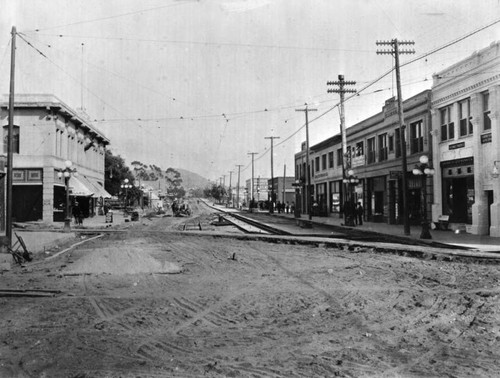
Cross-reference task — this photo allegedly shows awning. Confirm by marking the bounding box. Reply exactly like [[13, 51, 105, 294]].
[[81, 176, 112, 199], [69, 176, 94, 197]]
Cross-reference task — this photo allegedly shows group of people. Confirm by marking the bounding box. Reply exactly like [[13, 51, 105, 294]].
[[275, 201, 294, 214]]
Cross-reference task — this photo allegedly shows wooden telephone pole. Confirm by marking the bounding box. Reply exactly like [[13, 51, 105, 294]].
[[295, 105, 317, 221], [377, 39, 415, 235], [264, 136, 280, 213], [327, 75, 356, 226]]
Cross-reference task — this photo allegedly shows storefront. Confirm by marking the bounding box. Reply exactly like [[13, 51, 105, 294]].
[[315, 182, 328, 216], [440, 157, 474, 224], [12, 169, 43, 222], [367, 176, 386, 222], [330, 180, 342, 214]]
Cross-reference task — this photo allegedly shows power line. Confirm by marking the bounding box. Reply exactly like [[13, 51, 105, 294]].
[[23, 2, 190, 33]]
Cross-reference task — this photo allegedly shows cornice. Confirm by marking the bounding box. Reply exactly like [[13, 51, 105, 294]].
[[432, 74, 500, 107]]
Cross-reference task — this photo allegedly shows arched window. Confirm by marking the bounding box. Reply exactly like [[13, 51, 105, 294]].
[[3, 125, 20, 153]]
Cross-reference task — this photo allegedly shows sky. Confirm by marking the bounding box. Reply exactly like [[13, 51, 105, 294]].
[[1, 0, 499, 184]]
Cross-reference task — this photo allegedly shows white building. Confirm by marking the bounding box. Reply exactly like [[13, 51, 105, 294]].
[[1, 94, 110, 224], [431, 41, 500, 236]]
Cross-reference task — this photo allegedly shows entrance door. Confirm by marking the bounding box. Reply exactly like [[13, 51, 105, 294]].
[[452, 178, 468, 223], [487, 190, 493, 235]]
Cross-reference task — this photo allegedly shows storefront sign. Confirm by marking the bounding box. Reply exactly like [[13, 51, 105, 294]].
[[449, 142, 465, 150], [314, 172, 329, 179], [481, 133, 492, 144]]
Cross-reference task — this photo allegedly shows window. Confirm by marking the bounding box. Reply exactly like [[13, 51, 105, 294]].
[[388, 134, 394, 153], [336, 148, 343, 167], [410, 120, 424, 154], [378, 133, 388, 161], [315, 157, 320, 172], [367, 137, 376, 164], [483, 91, 491, 130], [355, 141, 364, 156], [328, 151, 334, 168], [321, 154, 327, 170], [3, 125, 20, 153], [459, 99, 473, 136], [395, 129, 401, 158], [440, 106, 454, 141]]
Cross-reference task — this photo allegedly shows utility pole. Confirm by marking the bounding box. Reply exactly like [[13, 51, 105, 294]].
[[248, 152, 258, 212], [264, 136, 280, 214], [327, 75, 356, 226], [296, 105, 317, 221], [283, 164, 286, 204], [236, 164, 243, 209], [377, 39, 415, 235], [228, 170, 233, 206], [6, 27, 17, 246]]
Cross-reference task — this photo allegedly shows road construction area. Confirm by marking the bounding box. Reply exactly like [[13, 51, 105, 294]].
[[1, 202, 500, 377]]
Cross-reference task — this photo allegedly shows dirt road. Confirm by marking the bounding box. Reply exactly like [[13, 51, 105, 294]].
[[1, 211, 499, 377]]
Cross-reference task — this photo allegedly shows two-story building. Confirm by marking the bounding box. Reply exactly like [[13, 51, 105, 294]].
[[431, 41, 500, 236], [1, 94, 110, 225], [296, 90, 433, 225]]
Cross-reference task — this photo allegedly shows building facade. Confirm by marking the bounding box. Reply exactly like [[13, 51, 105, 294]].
[[295, 90, 433, 225], [431, 41, 500, 236], [1, 94, 110, 224]]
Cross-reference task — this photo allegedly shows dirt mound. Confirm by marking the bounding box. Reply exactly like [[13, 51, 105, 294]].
[[63, 245, 182, 275]]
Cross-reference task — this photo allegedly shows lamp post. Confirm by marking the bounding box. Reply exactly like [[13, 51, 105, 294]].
[[412, 155, 435, 239], [57, 160, 78, 232], [342, 169, 359, 227], [120, 178, 132, 213]]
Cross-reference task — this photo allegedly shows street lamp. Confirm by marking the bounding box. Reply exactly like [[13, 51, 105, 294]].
[[412, 155, 435, 239], [120, 178, 132, 213], [342, 169, 359, 227], [57, 160, 78, 232]]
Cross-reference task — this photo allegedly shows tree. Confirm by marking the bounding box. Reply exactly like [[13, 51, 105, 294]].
[[204, 184, 226, 202], [165, 167, 185, 199], [105, 150, 135, 196]]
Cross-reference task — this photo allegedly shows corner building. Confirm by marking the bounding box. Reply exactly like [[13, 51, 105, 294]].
[[1, 94, 110, 224], [431, 41, 500, 236]]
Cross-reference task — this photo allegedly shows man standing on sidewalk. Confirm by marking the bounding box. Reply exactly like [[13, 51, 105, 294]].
[[356, 201, 364, 226]]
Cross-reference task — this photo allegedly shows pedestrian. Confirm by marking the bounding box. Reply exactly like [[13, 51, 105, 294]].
[[286, 201, 290, 214], [277, 201, 282, 213], [356, 201, 364, 225]]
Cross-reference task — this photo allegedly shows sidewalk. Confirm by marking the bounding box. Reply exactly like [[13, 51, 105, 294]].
[[272, 211, 500, 253], [210, 202, 500, 253], [13, 210, 132, 254]]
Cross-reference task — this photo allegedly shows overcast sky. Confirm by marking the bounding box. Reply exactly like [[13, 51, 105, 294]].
[[1, 0, 499, 182]]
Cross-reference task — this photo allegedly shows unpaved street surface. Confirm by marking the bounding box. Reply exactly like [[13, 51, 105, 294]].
[[1, 212, 500, 377]]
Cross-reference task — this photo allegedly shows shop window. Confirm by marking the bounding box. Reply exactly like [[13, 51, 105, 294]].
[[367, 137, 376, 164], [459, 99, 473, 136], [483, 91, 491, 130], [440, 106, 454, 141], [328, 151, 334, 168], [410, 120, 424, 154], [3, 125, 20, 153]]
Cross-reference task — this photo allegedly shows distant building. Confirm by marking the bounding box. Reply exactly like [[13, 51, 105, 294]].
[[0, 94, 110, 224], [268, 176, 296, 205], [245, 177, 269, 204]]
